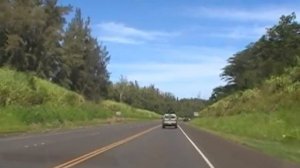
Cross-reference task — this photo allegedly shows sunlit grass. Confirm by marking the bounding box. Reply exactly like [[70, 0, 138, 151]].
[[0, 68, 159, 134], [192, 109, 300, 141], [191, 105, 300, 163], [191, 68, 300, 163], [190, 121, 300, 163]]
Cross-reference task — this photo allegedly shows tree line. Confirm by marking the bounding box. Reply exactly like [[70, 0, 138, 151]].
[[210, 13, 300, 101], [108, 76, 206, 116], [0, 0, 110, 100], [0, 0, 205, 116]]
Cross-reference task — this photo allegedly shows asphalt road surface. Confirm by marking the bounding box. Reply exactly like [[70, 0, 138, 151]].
[[0, 121, 299, 168]]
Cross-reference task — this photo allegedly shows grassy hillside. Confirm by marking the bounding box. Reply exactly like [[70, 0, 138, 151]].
[[0, 68, 160, 133], [191, 66, 300, 163]]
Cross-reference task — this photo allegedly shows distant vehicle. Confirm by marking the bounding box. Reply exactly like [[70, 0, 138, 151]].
[[183, 117, 191, 122], [162, 114, 178, 129]]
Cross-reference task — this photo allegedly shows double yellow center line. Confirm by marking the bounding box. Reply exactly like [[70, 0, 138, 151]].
[[54, 125, 159, 168]]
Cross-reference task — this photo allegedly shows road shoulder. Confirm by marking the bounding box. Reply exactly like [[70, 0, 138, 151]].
[[180, 123, 300, 168]]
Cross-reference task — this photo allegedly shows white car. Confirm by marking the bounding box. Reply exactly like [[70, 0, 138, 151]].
[[162, 114, 178, 129]]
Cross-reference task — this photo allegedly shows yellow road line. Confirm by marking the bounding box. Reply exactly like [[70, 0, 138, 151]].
[[54, 125, 160, 168]]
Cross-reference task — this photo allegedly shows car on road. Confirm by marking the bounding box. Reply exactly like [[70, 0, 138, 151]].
[[183, 117, 191, 122], [162, 114, 178, 129]]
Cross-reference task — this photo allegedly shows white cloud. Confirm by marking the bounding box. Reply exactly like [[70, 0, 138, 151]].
[[108, 45, 234, 98], [188, 6, 298, 21], [109, 54, 227, 84], [97, 22, 179, 44], [156, 45, 236, 61], [101, 36, 142, 45], [208, 25, 267, 39], [109, 61, 226, 99]]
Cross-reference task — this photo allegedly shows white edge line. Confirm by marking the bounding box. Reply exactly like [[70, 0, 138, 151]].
[[179, 125, 215, 168]]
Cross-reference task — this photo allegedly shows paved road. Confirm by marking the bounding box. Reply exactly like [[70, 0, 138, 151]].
[[0, 121, 299, 168]]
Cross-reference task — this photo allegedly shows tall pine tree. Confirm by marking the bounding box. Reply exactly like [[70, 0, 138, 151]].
[[63, 9, 110, 100]]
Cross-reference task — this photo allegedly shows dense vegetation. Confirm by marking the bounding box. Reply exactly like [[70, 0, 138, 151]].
[[0, 0, 205, 117], [108, 76, 206, 116], [0, 0, 110, 101], [0, 0, 169, 133], [0, 68, 159, 133], [0, 1, 298, 162], [210, 13, 300, 101], [192, 64, 300, 162], [193, 13, 300, 163]]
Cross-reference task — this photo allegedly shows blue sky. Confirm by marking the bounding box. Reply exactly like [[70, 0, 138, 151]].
[[60, 0, 300, 99]]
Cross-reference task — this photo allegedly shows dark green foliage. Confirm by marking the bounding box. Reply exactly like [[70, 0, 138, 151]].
[[62, 9, 110, 100], [108, 78, 207, 116], [0, 1, 110, 101], [175, 98, 206, 117], [214, 13, 300, 101], [0, 69, 159, 133], [209, 84, 237, 102], [195, 64, 300, 163]]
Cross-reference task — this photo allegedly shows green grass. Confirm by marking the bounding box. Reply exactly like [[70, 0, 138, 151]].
[[192, 109, 300, 142], [0, 68, 85, 106], [0, 102, 160, 133], [191, 66, 300, 163], [243, 138, 300, 163], [189, 122, 300, 163], [191, 106, 300, 163], [0, 68, 160, 134]]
